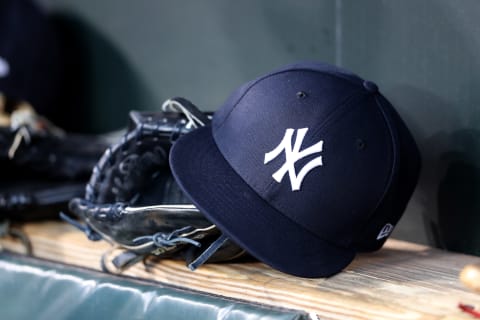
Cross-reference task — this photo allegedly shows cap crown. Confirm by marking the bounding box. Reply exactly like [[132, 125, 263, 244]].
[[212, 62, 420, 249]]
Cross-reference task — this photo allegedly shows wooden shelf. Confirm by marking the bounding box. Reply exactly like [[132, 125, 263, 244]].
[[1, 221, 480, 320]]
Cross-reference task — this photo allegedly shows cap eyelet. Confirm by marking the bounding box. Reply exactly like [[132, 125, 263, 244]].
[[296, 91, 308, 99], [356, 139, 366, 150]]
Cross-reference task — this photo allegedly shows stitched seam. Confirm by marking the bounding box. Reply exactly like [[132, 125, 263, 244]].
[[351, 95, 398, 244]]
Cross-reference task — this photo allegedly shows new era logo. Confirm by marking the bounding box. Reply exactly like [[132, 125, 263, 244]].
[[377, 223, 394, 240]]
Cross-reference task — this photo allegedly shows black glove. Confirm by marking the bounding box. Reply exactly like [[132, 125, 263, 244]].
[[65, 98, 246, 273], [0, 96, 108, 220]]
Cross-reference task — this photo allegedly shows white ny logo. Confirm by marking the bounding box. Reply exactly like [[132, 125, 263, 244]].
[[264, 128, 324, 191]]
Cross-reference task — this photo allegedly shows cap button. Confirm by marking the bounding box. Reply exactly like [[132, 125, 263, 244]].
[[363, 80, 378, 93]]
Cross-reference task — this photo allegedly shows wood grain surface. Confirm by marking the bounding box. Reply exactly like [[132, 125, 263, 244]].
[[1, 221, 480, 320]]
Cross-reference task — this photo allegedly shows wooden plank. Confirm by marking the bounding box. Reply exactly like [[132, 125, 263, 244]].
[[1, 221, 480, 320]]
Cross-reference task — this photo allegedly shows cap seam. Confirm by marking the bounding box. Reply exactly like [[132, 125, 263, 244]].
[[352, 94, 399, 244], [308, 90, 368, 141]]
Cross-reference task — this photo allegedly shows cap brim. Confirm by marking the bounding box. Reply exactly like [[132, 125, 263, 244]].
[[170, 126, 355, 278]]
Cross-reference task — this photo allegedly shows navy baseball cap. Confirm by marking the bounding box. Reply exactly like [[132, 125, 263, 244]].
[[0, 0, 61, 116], [170, 61, 421, 278]]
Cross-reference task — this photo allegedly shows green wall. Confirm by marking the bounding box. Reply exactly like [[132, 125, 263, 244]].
[[37, 0, 480, 253], [39, 0, 335, 131], [339, 1, 480, 254]]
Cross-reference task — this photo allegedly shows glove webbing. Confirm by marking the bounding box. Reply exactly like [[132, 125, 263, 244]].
[[107, 231, 229, 272]]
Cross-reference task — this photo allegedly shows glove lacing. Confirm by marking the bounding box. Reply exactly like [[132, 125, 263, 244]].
[[63, 98, 230, 272]]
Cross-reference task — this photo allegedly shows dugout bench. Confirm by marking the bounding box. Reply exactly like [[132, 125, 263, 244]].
[[1, 220, 480, 320]]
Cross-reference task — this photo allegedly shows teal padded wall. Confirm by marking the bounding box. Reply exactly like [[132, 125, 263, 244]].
[[35, 0, 480, 253], [0, 253, 307, 320]]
